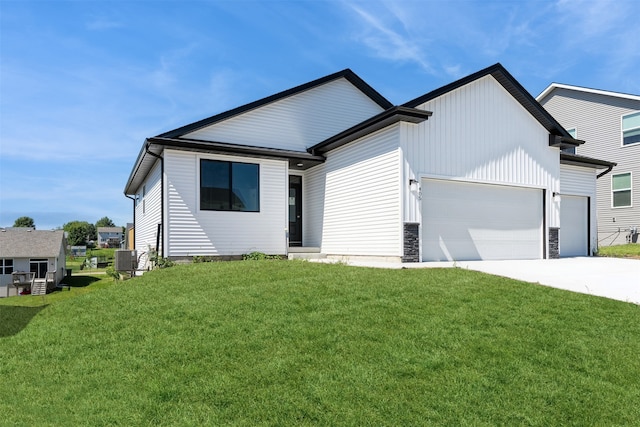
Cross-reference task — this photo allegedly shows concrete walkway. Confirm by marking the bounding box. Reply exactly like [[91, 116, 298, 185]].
[[315, 257, 640, 305]]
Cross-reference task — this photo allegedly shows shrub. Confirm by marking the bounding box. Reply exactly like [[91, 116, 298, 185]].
[[242, 251, 281, 261], [105, 267, 121, 281]]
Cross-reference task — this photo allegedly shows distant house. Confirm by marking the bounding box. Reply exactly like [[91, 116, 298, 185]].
[[124, 63, 614, 265], [537, 84, 640, 246], [0, 228, 67, 297], [97, 227, 123, 248]]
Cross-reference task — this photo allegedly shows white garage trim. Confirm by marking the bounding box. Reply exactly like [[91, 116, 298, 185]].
[[560, 195, 590, 257], [421, 179, 544, 261]]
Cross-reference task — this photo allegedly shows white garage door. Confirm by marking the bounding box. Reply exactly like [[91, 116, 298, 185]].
[[422, 179, 543, 261], [560, 195, 588, 257]]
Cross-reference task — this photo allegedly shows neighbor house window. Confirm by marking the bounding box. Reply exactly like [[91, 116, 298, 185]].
[[612, 172, 632, 208], [562, 127, 577, 154], [1, 259, 13, 275], [622, 111, 640, 146], [200, 159, 259, 211]]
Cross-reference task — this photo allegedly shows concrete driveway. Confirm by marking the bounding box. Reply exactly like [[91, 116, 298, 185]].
[[334, 257, 640, 305], [427, 257, 640, 305]]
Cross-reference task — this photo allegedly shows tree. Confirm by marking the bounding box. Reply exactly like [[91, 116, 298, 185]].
[[63, 221, 95, 246], [13, 216, 35, 229], [95, 216, 116, 228]]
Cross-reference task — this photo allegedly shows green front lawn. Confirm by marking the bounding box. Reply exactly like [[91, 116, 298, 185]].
[[1, 261, 638, 425], [598, 243, 640, 258]]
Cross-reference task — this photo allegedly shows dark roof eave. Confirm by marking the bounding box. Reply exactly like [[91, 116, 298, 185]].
[[124, 139, 155, 195], [560, 152, 617, 169], [157, 69, 393, 139], [125, 137, 327, 195], [549, 134, 585, 148], [149, 136, 324, 162], [309, 106, 432, 155]]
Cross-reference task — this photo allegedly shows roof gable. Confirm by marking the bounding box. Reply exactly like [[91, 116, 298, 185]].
[[158, 69, 392, 140], [180, 77, 389, 152], [404, 63, 576, 141], [537, 83, 640, 103]]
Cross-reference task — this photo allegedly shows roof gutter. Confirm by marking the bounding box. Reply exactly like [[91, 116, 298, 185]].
[[559, 152, 617, 179], [597, 164, 615, 179], [145, 142, 165, 257], [124, 194, 136, 251]]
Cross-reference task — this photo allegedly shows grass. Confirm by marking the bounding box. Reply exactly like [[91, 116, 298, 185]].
[[66, 247, 116, 273], [0, 273, 113, 307], [598, 243, 640, 258], [1, 261, 639, 425]]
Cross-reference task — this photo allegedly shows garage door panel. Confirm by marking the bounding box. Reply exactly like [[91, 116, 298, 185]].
[[422, 179, 543, 261], [560, 195, 588, 257]]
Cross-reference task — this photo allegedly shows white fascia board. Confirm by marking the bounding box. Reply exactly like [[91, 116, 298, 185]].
[[537, 83, 640, 102]]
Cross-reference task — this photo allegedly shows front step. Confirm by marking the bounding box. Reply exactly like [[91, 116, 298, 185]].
[[31, 281, 47, 296], [287, 247, 326, 260]]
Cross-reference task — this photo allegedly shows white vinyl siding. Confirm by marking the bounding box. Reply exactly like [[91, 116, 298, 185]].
[[305, 126, 402, 256], [184, 78, 384, 152], [560, 195, 589, 257], [560, 164, 597, 255], [402, 75, 559, 229], [164, 149, 287, 257], [422, 179, 543, 261], [539, 88, 640, 246], [134, 160, 162, 260]]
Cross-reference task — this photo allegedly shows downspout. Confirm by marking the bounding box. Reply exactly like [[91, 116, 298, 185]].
[[124, 194, 135, 250], [596, 164, 614, 179], [145, 142, 165, 258]]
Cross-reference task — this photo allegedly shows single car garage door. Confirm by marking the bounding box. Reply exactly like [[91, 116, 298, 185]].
[[560, 195, 588, 257], [422, 179, 543, 261]]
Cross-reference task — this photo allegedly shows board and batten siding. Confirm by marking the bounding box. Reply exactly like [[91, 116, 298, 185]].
[[305, 126, 403, 256], [539, 89, 640, 245], [560, 164, 597, 254], [164, 149, 287, 257], [184, 78, 384, 152], [401, 75, 560, 227], [134, 159, 162, 264]]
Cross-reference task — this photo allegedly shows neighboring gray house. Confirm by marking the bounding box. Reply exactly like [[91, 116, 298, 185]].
[[97, 227, 123, 248], [125, 64, 614, 265], [0, 228, 67, 297], [538, 84, 640, 246]]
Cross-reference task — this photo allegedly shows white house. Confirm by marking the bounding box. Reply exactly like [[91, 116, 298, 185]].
[[537, 84, 640, 246], [124, 64, 614, 265], [0, 228, 67, 297]]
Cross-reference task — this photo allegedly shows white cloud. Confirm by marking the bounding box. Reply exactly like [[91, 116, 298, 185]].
[[86, 17, 123, 31], [347, 3, 434, 74]]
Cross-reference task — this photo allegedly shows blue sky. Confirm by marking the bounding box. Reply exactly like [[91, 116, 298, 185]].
[[1, 0, 638, 230]]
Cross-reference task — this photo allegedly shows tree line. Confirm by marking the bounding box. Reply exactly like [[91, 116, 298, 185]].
[[10, 216, 124, 246]]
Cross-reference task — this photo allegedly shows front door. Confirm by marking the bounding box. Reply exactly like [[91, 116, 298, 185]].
[[289, 175, 302, 246]]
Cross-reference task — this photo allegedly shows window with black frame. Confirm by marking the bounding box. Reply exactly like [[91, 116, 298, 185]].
[[200, 159, 260, 212], [1, 259, 13, 275]]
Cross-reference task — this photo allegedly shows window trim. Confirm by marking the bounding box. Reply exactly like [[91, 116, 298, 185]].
[[621, 111, 640, 147], [611, 172, 632, 209], [1, 258, 13, 275], [562, 127, 577, 154], [199, 158, 260, 212]]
